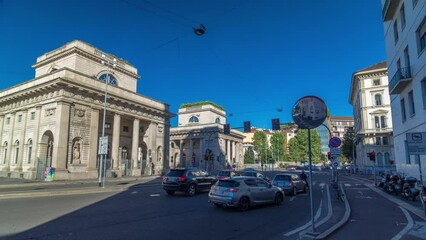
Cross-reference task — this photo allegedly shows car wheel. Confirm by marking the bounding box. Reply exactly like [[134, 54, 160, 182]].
[[238, 197, 250, 211], [214, 203, 222, 208], [166, 190, 175, 195], [292, 187, 297, 196], [186, 184, 196, 197], [274, 193, 283, 205]]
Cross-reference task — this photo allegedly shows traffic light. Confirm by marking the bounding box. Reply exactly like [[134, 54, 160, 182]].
[[244, 121, 251, 133], [369, 151, 376, 161], [327, 151, 331, 160], [272, 118, 280, 130], [224, 124, 231, 134]]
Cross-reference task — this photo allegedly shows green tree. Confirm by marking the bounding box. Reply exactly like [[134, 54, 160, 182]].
[[244, 148, 255, 164], [270, 132, 285, 162], [288, 129, 322, 164], [342, 126, 356, 161], [252, 130, 268, 164]]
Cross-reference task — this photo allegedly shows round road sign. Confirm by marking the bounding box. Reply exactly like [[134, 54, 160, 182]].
[[332, 160, 339, 168], [329, 137, 342, 148]]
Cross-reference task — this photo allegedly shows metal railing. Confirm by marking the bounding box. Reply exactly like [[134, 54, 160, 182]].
[[389, 67, 412, 94]]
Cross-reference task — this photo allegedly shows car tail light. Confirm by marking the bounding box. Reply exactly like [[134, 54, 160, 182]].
[[178, 176, 187, 182], [289, 182, 293, 187], [422, 196, 426, 202], [229, 188, 238, 192]]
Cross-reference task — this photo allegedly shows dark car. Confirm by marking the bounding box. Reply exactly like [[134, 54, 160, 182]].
[[272, 173, 307, 196], [240, 170, 270, 183], [217, 170, 240, 180], [162, 168, 217, 197]]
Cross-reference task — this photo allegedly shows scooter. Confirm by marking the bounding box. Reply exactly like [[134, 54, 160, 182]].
[[387, 175, 400, 194], [402, 176, 420, 201]]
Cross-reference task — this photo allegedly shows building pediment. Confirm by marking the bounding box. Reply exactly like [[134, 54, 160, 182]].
[[369, 109, 389, 115]]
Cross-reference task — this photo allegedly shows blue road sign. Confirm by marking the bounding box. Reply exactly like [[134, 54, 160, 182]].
[[329, 137, 342, 148]]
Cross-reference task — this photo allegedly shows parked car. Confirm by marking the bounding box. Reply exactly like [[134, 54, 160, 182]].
[[208, 177, 284, 211], [240, 170, 270, 183], [217, 170, 240, 180], [162, 168, 217, 197], [272, 173, 307, 196]]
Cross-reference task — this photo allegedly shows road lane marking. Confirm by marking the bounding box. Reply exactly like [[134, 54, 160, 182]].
[[150, 194, 161, 197], [344, 184, 351, 187], [391, 207, 413, 240], [284, 199, 323, 237], [289, 196, 295, 202]]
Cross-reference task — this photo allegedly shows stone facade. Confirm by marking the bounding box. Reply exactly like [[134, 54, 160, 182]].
[[0, 40, 173, 180], [169, 103, 244, 173]]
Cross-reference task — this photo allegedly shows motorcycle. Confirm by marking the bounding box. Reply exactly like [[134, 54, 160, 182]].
[[401, 176, 420, 201], [387, 175, 401, 194]]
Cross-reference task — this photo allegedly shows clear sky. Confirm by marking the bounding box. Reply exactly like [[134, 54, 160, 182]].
[[0, 0, 386, 128]]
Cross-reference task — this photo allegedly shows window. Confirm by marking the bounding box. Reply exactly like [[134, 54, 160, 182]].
[[189, 116, 199, 123], [375, 137, 381, 145], [123, 126, 129, 132], [400, 4, 406, 29], [30, 112, 35, 120], [27, 139, 33, 164], [417, 18, 426, 54], [401, 98, 407, 122], [171, 143, 174, 148], [215, 117, 221, 124], [380, 116, 387, 128], [105, 123, 111, 129], [408, 90, 415, 116], [393, 21, 399, 44], [99, 74, 118, 86], [374, 116, 380, 129], [18, 115, 22, 122], [139, 127, 144, 133], [3, 142, 7, 164], [406, 154, 411, 164], [373, 79, 381, 86], [6, 117, 10, 125], [404, 46, 410, 69], [415, 155, 420, 164], [383, 137, 389, 145], [14, 140, 19, 164], [375, 94, 382, 106], [422, 78, 426, 108]]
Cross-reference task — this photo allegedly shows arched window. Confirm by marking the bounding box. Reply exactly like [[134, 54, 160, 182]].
[[99, 74, 118, 86], [384, 152, 390, 165], [215, 118, 221, 124], [189, 116, 199, 123], [2, 142, 7, 164], [14, 140, 20, 164], [27, 139, 33, 164], [375, 94, 382, 106]]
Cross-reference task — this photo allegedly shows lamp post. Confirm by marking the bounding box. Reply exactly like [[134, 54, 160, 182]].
[[98, 54, 116, 188]]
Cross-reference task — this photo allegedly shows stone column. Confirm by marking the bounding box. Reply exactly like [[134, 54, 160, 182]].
[[0, 115, 4, 166], [4, 112, 16, 172], [52, 101, 71, 176], [179, 139, 184, 167], [88, 108, 100, 172], [227, 140, 231, 163], [189, 137, 193, 167], [232, 141, 236, 164], [112, 113, 121, 170], [16, 110, 28, 171], [131, 118, 141, 176], [199, 137, 204, 168], [29, 106, 42, 173]]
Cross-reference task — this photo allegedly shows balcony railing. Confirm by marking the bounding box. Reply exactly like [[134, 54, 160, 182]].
[[382, 0, 401, 21], [360, 128, 393, 135], [388, 67, 412, 95]]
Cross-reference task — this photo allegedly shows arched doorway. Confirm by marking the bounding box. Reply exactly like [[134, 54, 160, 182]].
[[36, 131, 54, 179]]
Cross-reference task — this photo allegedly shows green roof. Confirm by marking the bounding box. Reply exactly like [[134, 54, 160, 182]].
[[179, 101, 225, 111]]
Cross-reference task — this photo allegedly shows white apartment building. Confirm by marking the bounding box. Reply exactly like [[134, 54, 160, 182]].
[[382, 0, 426, 182], [329, 117, 354, 138], [349, 62, 395, 172], [169, 102, 244, 172], [0, 40, 173, 180]]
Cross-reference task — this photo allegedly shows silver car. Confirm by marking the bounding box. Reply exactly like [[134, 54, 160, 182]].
[[208, 176, 284, 211]]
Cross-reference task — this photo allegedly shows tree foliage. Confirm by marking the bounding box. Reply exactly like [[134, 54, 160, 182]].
[[244, 148, 255, 164], [288, 129, 322, 164], [252, 130, 269, 164], [270, 132, 285, 162], [341, 126, 356, 160]]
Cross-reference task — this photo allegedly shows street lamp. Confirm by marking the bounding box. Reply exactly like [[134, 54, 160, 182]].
[[98, 54, 116, 187]]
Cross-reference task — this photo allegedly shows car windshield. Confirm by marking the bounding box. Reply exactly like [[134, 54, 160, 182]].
[[217, 180, 240, 187], [218, 171, 230, 177], [167, 170, 185, 177], [274, 175, 291, 181], [241, 171, 257, 177]]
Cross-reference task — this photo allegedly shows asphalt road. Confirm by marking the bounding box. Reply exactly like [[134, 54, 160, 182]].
[[0, 171, 331, 240]]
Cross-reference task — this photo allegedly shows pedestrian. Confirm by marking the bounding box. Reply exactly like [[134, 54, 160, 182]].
[[300, 170, 309, 189]]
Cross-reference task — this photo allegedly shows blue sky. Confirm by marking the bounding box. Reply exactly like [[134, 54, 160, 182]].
[[0, 0, 386, 128]]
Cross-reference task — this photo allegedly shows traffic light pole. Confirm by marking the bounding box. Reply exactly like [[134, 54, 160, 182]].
[[308, 129, 315, 233]]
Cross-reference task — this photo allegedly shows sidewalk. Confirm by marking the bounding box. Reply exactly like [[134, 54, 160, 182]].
[[299, 183, 350, 240], [0, 175, 161, 199]]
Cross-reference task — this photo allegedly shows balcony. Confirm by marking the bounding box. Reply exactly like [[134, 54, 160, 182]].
[[388, 67, 412, 95], [360, 128, 393, 135], [382, 0, 401, 21]]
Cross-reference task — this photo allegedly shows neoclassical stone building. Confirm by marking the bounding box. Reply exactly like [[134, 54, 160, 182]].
[[169, 102, 244, 173], [0, 40, 173, 180]]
